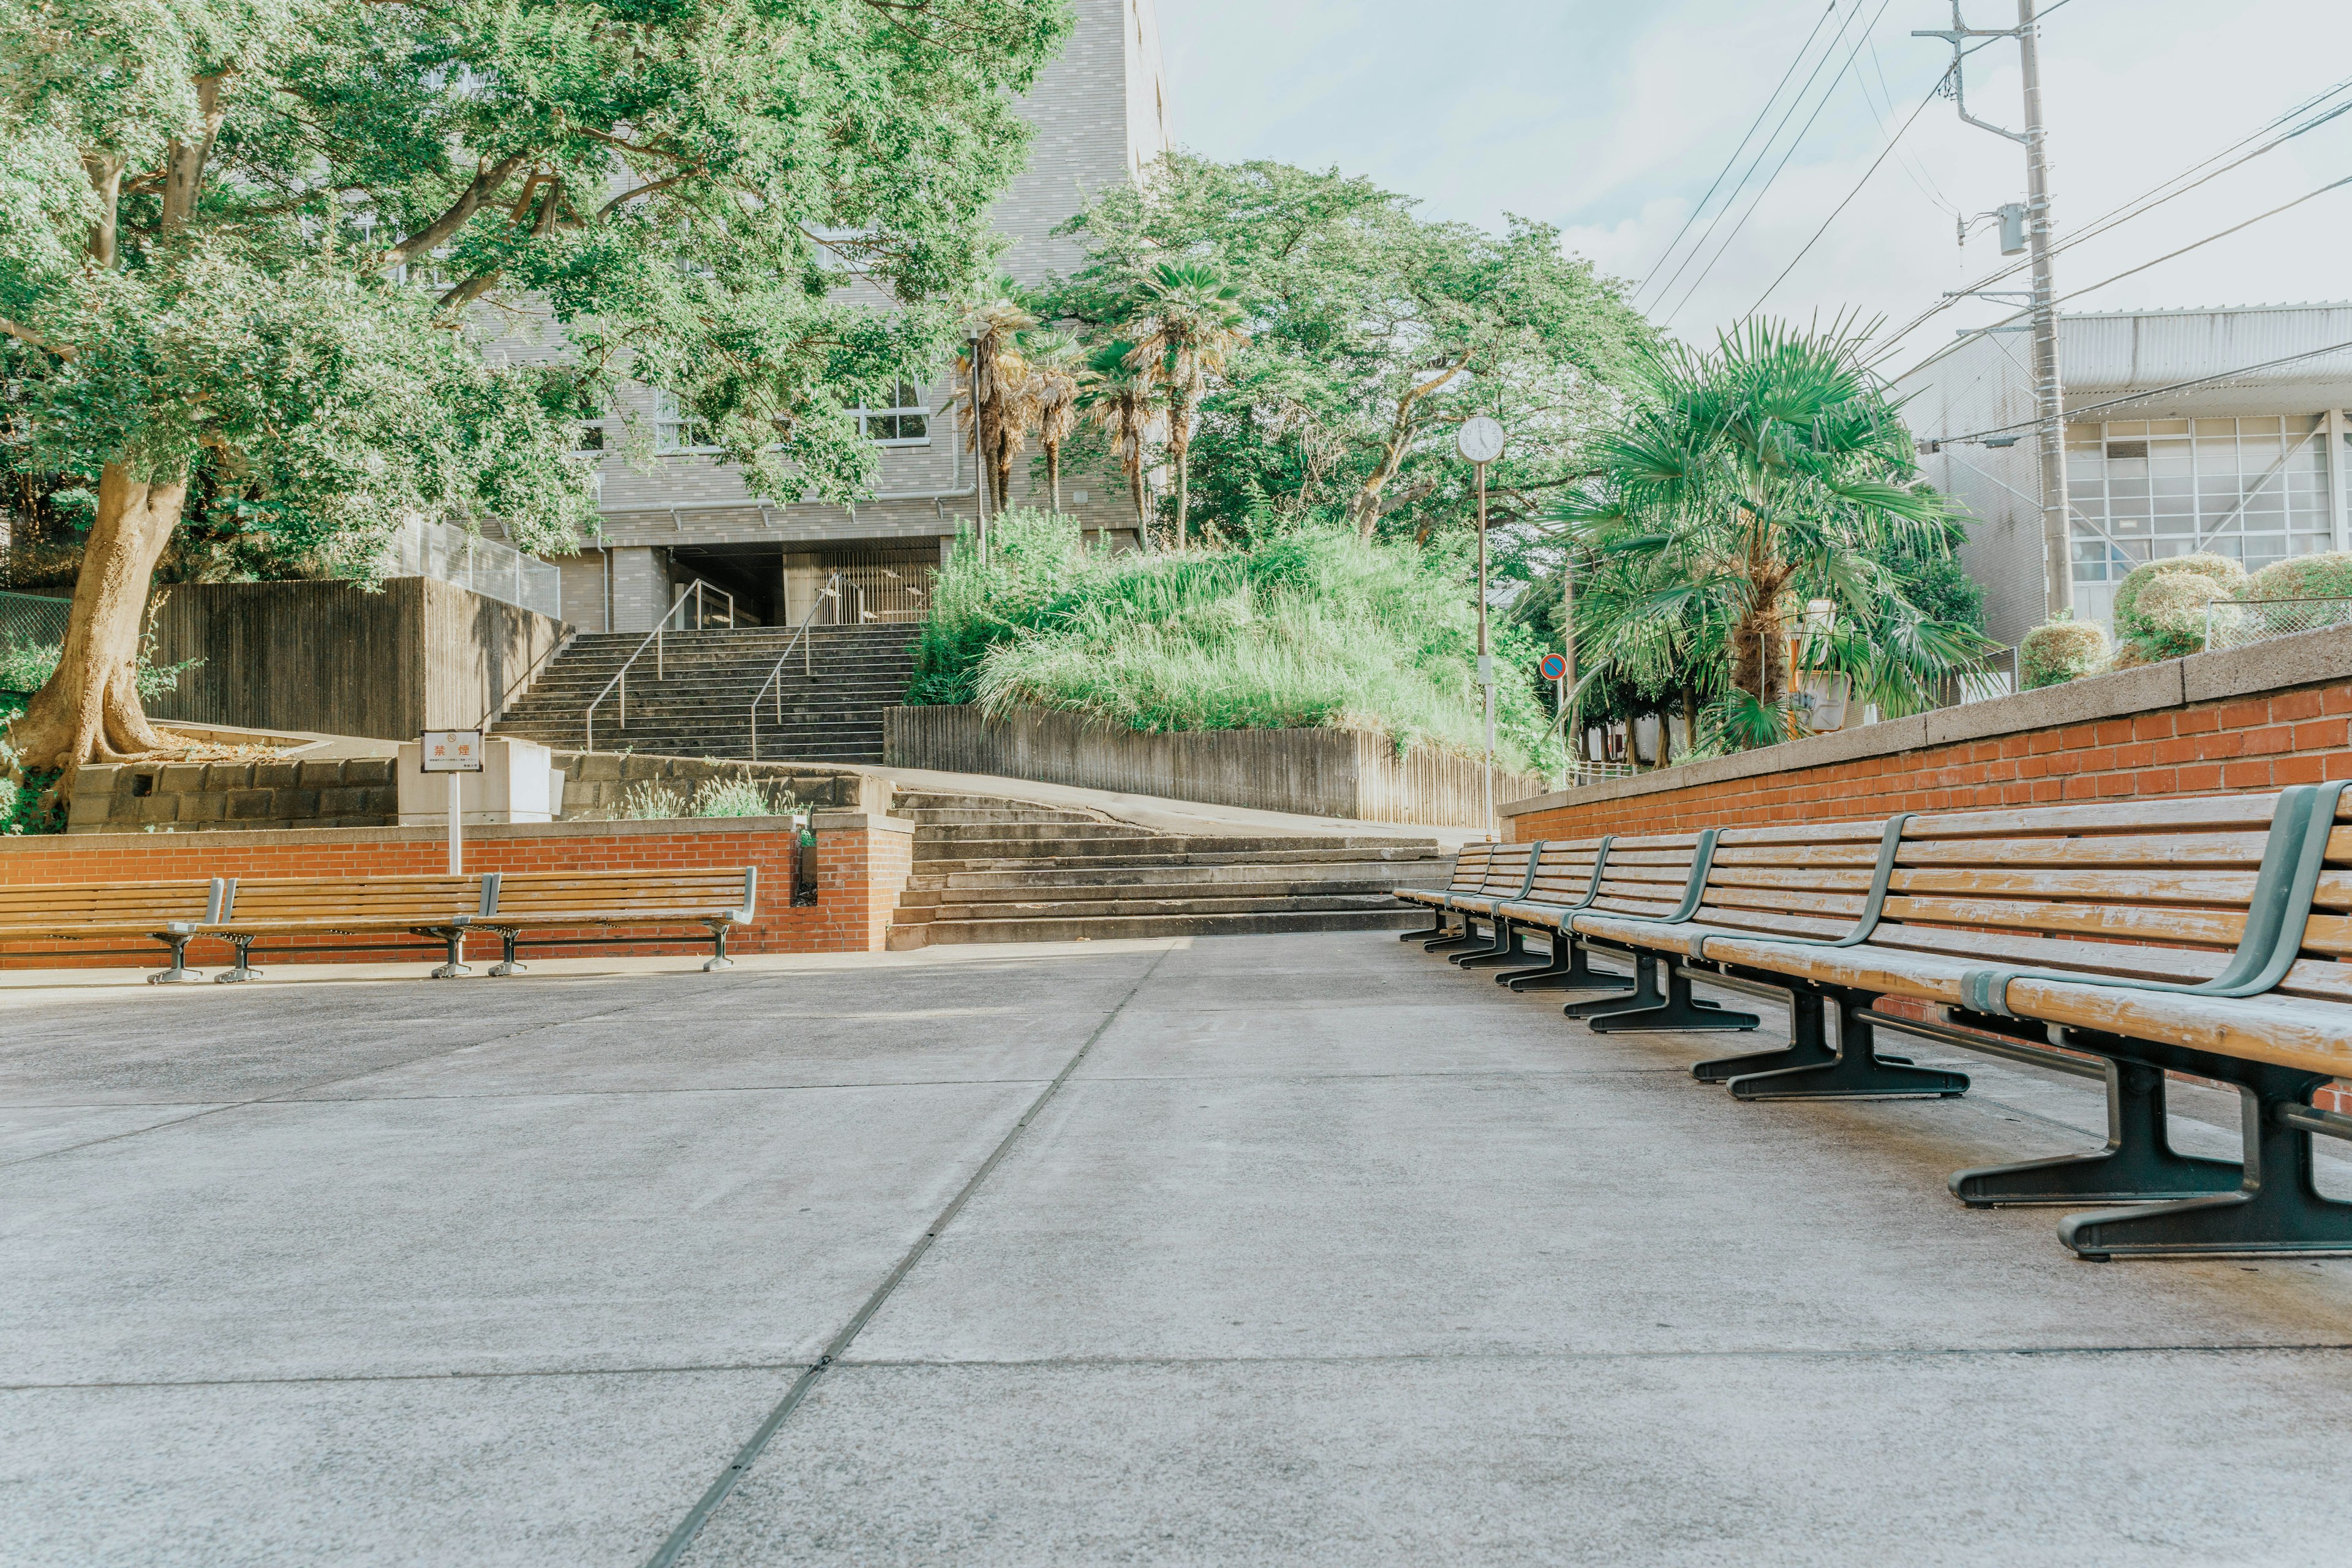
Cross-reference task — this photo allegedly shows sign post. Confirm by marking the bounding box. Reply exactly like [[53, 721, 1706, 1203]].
[[1456, 416, 1507, 837], [420, 729, 484, 874]]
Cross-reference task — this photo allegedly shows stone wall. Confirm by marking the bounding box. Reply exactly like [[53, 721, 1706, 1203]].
[[1502, 623, 2352, 840], [68, 757, 401, 834]]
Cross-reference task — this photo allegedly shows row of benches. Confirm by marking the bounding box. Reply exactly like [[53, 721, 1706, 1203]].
[[0, 869, 758, 982], [1396, 783, 2352, 1261]]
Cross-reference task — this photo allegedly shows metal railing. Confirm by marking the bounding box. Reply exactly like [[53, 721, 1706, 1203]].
[[2203, 595, 2352, 653], [748, 573, 843, 761], [668, 579, 736, 631], [1, 589, 69, 655], [380, 516, 564, 620], [582, 583, 706, 753], [478, 629, 576, 732]]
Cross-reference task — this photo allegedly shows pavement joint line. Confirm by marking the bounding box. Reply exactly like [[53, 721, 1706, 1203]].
[[640, 941, 1178, 1568], [0, 1001, 646, 1170], [13, 1337, 2352, 1395], [250, 1076, 1066, 1105]]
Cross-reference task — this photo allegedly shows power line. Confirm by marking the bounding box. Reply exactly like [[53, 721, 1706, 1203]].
[[1744, 72, 1945, 320], [1934, 337, 2352, 445], [1635, 1, 1841, 303], [1645, 0, 1872, 312], [1660, 0, 1900, 328]]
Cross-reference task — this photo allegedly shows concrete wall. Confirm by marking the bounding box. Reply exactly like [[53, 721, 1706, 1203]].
[[146, 578, 566, 741], [1501, 622, 2352, 840], [888, 704, 1544, 829]]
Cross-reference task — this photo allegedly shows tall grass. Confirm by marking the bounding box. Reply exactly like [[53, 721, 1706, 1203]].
[[907, 510, 1561, 772]]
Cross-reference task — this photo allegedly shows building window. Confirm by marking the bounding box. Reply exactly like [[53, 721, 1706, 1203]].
[[2067, 415, 2335, 588], [654, 390, 719, 454], [857, 377, 930, 445]]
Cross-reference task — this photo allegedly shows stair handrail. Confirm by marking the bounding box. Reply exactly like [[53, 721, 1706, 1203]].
[[671, 578, 736, 631], [748, 572, 843, 762], [582, 581, 702, 753]]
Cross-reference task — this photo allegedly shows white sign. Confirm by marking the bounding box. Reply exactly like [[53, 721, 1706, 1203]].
[[1456, 415, 1506, 465], [420, 729, 485, 773]]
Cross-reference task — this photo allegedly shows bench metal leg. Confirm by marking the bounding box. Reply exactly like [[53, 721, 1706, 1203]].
[[1398, 905, 1452, 941], [703, 922, 733, 973], [1496, 929, 1634, 993], [429, 928, 472, 980], [146, 933, 203, 985], [489, 932, 527, 978], [213, 936, 262, 984], [1728, 990, 1967, 1099], [2059, 1058, 2352, 1260], [1951, 1058, 2242, 1207], [1453, 919, 1529, 968], [1693, 986, 1837, 1081], [1579, 956, 1761, 1033], [1564, 950, 1667, 1018], [1423, 913, 1483, 954]]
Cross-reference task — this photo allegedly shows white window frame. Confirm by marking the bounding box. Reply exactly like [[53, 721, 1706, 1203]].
[[856, 376, 932, 447], [653, 390, 722, 456]]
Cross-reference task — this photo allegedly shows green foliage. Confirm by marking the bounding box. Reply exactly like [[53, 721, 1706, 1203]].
[[2133, 573, 2235, 658], [693, 774, 778, 819], [0, 639, 198, 700], [2021, 618, 2110, 688], [1, 0, 1068, 568], [2246, 551, 2352, 601], [1043, 154, 1653, 545], [1548, 321, 1992, 748], [908, 510, 1562, 772], [617, 781, 687, 821], [2111, 554, 2245, 649]]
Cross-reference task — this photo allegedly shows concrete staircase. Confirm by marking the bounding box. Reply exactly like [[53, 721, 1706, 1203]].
[[887, 789, 1450, 947], [494, 625, 915, 763]]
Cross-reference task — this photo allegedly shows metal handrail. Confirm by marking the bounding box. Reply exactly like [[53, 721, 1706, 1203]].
[[669, 579, 736, 631], [749, 573, 843, 761], [583, 582, 701, 753], [477, 628, 576, 732]]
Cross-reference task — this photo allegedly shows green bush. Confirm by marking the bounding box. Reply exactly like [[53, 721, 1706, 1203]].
[[2131, 572, 2235, 659], [693, 774, 778, 818], [2244, 551, 2352, 602], [908, 510, 1562, 772], [2020, 618, 2109, 689], [2111, 553, 2245, 647], [0, 639, 203, 703]]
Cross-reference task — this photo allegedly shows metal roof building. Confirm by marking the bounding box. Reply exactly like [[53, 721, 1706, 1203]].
[[1896, 302, 2352, 647]]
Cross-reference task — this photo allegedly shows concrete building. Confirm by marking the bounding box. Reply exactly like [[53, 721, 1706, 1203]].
[[552, 0, 1172, 635], [1896, 303, 2352, 649]]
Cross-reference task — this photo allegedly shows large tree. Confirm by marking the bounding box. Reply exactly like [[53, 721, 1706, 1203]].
[[1046, 156, 1652, 546], [1, 0, 1066, 778]]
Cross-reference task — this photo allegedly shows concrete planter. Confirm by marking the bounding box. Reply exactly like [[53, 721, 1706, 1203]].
[[886, 703, 1539, 829]]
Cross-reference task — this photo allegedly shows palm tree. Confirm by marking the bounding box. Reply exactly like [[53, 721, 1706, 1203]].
[[1022, 329, 1088, 513], [1553, 320, 1989, 748], [1125, 261, 1247, 548], [958, 292, 1038, 514], [1085, 338, 1157, 545]]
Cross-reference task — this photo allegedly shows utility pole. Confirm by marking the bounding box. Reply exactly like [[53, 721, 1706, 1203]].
[[1458, 416, 1507, 837], [1918, 1, 2071, 619]]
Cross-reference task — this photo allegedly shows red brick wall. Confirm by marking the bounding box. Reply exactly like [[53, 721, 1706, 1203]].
[[0, 816, 915, 971], [1510, 679, 2352, 842]]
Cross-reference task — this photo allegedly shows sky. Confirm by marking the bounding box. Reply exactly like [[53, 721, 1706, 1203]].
[[1154, 0, 2352, 377]]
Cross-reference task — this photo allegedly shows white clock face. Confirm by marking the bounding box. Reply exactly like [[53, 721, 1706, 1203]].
[[1457, 415, 1506, 464]]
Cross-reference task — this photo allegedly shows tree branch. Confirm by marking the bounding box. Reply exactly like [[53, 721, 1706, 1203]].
[[389, 151, 533, 263], [1, 319, 76, 360], [597, 174, 692, 220], [159, 74, 230, 233]]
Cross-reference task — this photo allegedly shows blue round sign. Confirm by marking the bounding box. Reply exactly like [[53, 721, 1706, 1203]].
[[1539, 652, 1568, 681]]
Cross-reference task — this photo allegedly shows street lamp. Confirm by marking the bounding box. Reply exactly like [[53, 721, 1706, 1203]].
[[1457, 415, 1506, 837]]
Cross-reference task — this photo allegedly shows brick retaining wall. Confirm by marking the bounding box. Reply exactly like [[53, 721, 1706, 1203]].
[[0, 812, 916, 972]]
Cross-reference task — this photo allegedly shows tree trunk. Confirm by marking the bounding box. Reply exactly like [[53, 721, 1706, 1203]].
[[6, 464, 186, 782], [1168, 392, 1192, 549], [1046, 442, 1061, 514]]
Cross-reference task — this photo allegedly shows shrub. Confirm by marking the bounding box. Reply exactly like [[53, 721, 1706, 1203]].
[[2020, 618, 2109, 688], [617, 781, 686, 820], [2244, 551, 2352, 601], [2112, 553, 2245, 645], [2131, 572, 2235, 659], [693, 774, 777, 818]]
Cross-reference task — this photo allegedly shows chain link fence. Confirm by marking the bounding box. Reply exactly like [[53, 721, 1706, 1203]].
[[2202, 596, 2352, 653], [1, 589, 68, 655]]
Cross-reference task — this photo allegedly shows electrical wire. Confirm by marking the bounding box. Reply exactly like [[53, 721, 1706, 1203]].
[[1659, 0, 1899, 328], [1934, 337, 2352, 445], [1645, 0, 1873, 313], [1743, 73, 1945, 320], [1635, 0, 1842, 304]]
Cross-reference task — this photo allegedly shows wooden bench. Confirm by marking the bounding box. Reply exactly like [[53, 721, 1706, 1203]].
[[1436, 841, 1539, 967], [1394, 842, 1494, 944], [0, 880, 228, 983], [1502, 785, 2352, 1259], [1487, 837, 1632, 995], [473, 869, 757, 974], [202, 875, 490, 980]]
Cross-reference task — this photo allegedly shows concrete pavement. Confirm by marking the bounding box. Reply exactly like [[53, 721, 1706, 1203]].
[[4, 935, 2350, 1565]]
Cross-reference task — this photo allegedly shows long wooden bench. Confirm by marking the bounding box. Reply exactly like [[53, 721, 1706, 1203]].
[[1437, 841, 1540, 968], [0, 879, 228, 983], [1487, 785, 2352, 1259], [202, 875, 490, 980], [1487, 837, 1632, 995], [473, 869, 757, 974]]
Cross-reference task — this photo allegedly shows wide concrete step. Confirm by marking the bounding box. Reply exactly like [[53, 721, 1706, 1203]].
[[912, 850, 1447, 877], [916, 833, 1438, 859], [902, 908, 1430, 944], [908, 881, 1411, 910], [912, 892, 1409, 924], [911, 863, 1428, 894]]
